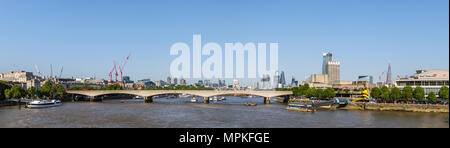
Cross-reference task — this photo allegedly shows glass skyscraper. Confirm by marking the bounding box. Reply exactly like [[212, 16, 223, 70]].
[[322, 52, 333, 74]]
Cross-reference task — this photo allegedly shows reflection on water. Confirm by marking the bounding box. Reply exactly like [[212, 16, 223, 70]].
[[0, 96, 448, 128], [103, 96, 276, 104]]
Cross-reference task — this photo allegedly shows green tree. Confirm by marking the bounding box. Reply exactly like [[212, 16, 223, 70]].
[[380, 86, 390, 101], [402, 86, 414, 100], [370, 87, 381, 99], [306, 88, 316, 98], [41, 81, 67, 100], [390, 87, 402, 101], [413, 86, 425, 101], [0, 80, 12, 100], [326, 88, 336, 99], [101, 83, 122, 90], [27, 86, 41, 99], [427, 91, 437, 104], [439, 86, 449, 100], [4, 86, 26, 99], [316, 89, 324, 98]]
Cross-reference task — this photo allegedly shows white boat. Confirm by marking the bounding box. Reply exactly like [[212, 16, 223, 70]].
[[190, 97, 197, 102], [210, 96, 226, 101], [26, 100, 62, 108], [179, 94, 191, 98]]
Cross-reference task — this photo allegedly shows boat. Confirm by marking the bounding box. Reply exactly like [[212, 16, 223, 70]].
[[168, 95, 176, 99], [245, 103, 257, 106], [26, 100, 62, 108], [217, 97, 226, 101], [135, 96, 144, 99], [210, 96, 226, 101], [190, 97, 197, 102], [286, 103, 315, 112], [179, 94, 191, 98]]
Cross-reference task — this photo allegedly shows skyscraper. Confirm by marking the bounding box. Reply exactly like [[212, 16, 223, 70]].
[[180, 78, 186, 86], [322, 52, 333, 74], [279, 71, 286, 88], [322, 52, 340, 84], [273, 71, 280, 88], [167, 77, 171, 85], [386, 63, 392, 85], [327, 62, 340, 84], [173, 77, 178, 85]]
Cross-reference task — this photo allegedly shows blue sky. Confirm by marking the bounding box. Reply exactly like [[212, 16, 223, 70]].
[[0, 0, 448, 85]]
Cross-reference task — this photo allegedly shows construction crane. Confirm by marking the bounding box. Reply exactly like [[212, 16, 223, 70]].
[[59, 66, 63, 78], [108, 62, 117, 84], [118, 53, 131, 87], [34, 64, 42, 78]]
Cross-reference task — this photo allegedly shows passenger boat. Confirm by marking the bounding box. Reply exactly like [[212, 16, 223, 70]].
[[179, 94, 191, 98], [210, 96, 226, 101], [26, 100, 62, 108], [286, 103, 315, 112], [191, 97, 197, 102]]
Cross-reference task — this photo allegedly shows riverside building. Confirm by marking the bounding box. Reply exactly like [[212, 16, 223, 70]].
[[395, 69, 449, 95]]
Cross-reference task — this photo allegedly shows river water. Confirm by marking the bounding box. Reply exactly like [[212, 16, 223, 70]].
[[0, 97, 448, 128]]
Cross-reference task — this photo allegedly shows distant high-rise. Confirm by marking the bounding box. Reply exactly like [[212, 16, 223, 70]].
[[279, 71, 286, 87], [322, 52, 340, 84], [273, 71, 280, 88], [167, 77, 171, 85], [180, 78, 186, 86], [173, 77, 178, 85], [322, 52, 333, 74], [386, 63, 392, 85], [327, 61, 340, 84]]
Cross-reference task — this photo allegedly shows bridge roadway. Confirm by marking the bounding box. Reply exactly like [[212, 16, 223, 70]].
[[66, 90, 293, 104]]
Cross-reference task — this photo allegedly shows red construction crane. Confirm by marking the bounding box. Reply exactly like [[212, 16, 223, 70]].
[[108, 62, 117, 84], [118, 53, 131, 87]]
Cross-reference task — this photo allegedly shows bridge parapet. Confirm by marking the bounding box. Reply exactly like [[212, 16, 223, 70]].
[[66, 90, 293, 98]]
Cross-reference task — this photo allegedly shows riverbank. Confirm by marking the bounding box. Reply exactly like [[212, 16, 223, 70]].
[[341, 102, 449, 113]]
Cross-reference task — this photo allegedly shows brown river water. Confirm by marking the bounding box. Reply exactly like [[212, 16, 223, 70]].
[[0, 97, 448, 128]]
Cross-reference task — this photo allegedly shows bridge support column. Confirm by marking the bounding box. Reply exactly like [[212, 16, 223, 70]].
[[264, 97, 271, 104], [203, 97, 209, 104], [89, 96, 95, 102], [144, 96, 153, 103]]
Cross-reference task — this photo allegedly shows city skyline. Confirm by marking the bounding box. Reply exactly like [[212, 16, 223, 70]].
[[0, 0, 448, 85]]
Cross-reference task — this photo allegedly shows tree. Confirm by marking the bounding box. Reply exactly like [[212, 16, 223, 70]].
[[4, 86, 26, 99], [370, 87, 381, 99], [380, 86, 390, 101], [413, 86, 425, 101], [324, 88, 336, 99], [427, 91, 437, 104], [390, 87, 402, 101], [41, 81, 67, 100], [27, 86, 41, 99], [402, 86, 414, 100], [0, 80, 12, 100], [439, 86, 449, 100], [306, 88, 316, 98], [316, 89, 324, 98]]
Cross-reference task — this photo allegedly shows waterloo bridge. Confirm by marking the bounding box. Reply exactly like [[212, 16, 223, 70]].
[[66, 90, 293, 104]]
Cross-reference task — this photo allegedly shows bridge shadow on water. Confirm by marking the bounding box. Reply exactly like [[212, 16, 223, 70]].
[[74, 94, 281, 105]]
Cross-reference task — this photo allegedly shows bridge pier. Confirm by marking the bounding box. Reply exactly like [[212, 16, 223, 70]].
[[264, 97, 271, 104], [203, 97, 209, 104], [144, 96, 153, 103], [89, 96, 95, 102]]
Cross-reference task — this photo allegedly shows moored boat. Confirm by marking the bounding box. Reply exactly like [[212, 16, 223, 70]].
[[286, 103, 315, 112], [26, 100, 62, 108], [190, 97, 197, 102]]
